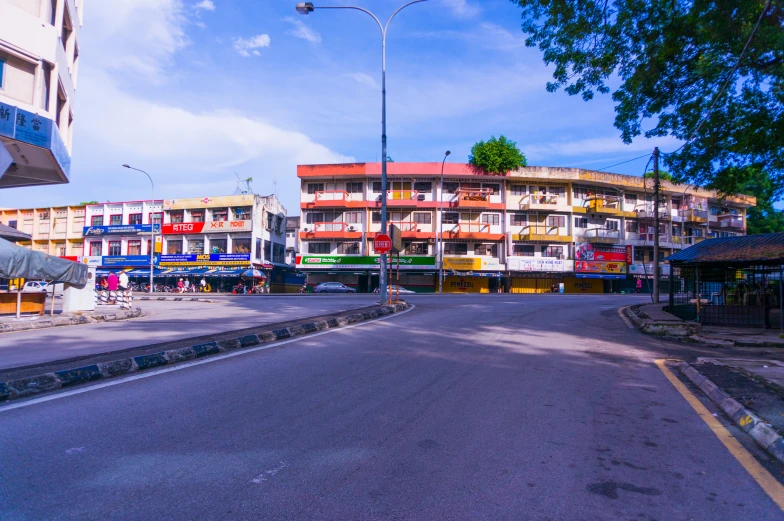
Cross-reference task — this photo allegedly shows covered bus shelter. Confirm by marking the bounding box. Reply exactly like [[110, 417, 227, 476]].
[[667, 233, 784, 328]]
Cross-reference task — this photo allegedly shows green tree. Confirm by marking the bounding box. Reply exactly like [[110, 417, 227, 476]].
[[79, 201, 98, 206], [509, 0, 783, 190], [469, 135, 527, 173], [642, 170, 677, 183], [709, 167, 784, 234]]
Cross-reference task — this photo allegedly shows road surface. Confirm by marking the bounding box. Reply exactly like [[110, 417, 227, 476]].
[[1, 294, 782, 520]]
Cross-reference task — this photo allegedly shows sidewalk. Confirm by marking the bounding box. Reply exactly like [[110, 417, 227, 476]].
[[693, 325, 784, 348], [0, 307, 141, 332]]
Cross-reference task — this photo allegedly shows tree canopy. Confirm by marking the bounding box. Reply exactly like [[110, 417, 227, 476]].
[[510, 0, 784, 192], [469, 135, 527, 174], [643, 170, 677, 183]]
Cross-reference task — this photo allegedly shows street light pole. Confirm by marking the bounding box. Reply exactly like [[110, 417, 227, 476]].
[[123, 164, 155, 294], [437, 150, 450, 293], [296, 1, 428, 305]]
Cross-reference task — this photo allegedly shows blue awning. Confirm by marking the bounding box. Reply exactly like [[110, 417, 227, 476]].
[[206, 268, 245, 277]]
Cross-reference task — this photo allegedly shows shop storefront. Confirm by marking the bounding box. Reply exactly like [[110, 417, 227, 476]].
[[506, 257, 575, 293], [442, 257, 504, 293], [297, 255, 437, 293], [574, 244, 628, 293]]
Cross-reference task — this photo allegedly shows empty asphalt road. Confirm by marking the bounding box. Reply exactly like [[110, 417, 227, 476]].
[[2, 294, 782, 520]]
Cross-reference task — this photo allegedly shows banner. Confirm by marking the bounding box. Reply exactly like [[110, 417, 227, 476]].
[[296, 255, 435, 270], [507, 257, 574, 273], [576, 243, 627, 262], [164, 194, 254, 210], [575, 260, 627, 275], [159, 253, 251, 266], [161, 220, 252, 235], [83, 224, 159, 237], [628, 263, 671, 277]]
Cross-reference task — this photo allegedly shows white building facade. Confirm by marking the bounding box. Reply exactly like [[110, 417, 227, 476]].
[[0, 0, 83, 188]]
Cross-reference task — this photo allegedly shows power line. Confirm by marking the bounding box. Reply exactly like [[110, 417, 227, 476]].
[[596, 153, 652, 171], [666, 0, 772, 156]]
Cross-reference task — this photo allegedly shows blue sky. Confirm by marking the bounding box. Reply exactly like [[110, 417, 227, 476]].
[[5, 0, 678, 215]]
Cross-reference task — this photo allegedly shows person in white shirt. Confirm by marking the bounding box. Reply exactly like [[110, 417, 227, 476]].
[[118, 271, 129, 292]]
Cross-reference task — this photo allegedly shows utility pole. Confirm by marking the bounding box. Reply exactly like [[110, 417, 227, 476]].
[[653, 147, 660, 304]]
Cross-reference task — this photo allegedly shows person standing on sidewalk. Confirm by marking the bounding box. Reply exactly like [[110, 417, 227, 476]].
[[119, 271, 129, 292], [107, 271, 119, 304]]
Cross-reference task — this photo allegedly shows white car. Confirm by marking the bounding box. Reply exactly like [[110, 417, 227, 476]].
[[22, 281, 49, 292]]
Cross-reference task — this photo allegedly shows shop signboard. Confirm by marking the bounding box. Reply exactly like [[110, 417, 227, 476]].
[[14, 108, 52, 148], [159, 253, 251, 266], [101, 256, 151, 267], [164, 194, 254, 211], [628, 263, 670, 277], [507, 257, 574, 273], [83, 224, 159, 237], [161, 220, 252, 235], [576, 243, 627, 262], [296, 255, 435, 270], [575, 260, 627, 275], [0, 101, 16, 139]]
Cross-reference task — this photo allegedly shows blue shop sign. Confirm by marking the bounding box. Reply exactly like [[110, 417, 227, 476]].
[[0, 101, 15, 139], [159, 253, 251, 266], [102, 255, 152, 267], [15, 108, 52, 148], [83, 224, 160, 236]]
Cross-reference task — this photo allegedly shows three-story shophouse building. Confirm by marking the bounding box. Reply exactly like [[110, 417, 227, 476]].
[[297, 163, 755, 293]]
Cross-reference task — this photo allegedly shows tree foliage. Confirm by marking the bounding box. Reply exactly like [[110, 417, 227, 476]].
[[643, 170, 677, 183], [709, 167, 784, 234], [469, 135, 527, 173], [510, 0, 784, 192]]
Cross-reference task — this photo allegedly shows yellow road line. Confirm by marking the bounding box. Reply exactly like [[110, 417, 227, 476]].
[[655, 359, 784, 511]]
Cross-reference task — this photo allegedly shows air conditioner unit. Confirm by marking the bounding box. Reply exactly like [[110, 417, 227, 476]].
[[417, 194, 426, 201], [348, 226, 356, 231], [303, 227, 309, 232]]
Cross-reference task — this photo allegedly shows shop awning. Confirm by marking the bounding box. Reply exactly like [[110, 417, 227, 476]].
[[206, 268, 246, 277], [0, 238, 87, 286]]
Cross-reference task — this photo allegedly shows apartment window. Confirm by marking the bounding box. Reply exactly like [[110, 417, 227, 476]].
[[39, 212, 50, 220], [445, 243, 468, 255], [167, 240, 183, 255], [89, 241, 102, 256], [170, 211, 184, 223], [634, 248, 645, 262], [307, 183, 325, 194], [625, 193, 637, 205], [481, 213, 500, 226], [188, 240, 204, 254], [483, 184, 500, 195], [544, 246, 564, 258], [443, 212, 459, 224], [7, 220, 16, 229], [72, 215, 84, 232], [414, 182, 432, 193], [549, 186, 565, 197], [371, 211, 381, 223], [266, 212, 275, 231], [606, 220, 619, 230], [345, 211, 362, 224], [91, 215, 103, 226], [212, 209, 228, 222], [547, 215, 565, 228], [346, 182, 363, 194], [306, 212, 324, 225], [129, 214, 142, 225], [405, 242, 427, 255], [72, 242, 83, 256], [309, 242, 330, 254], [108, 241, 121, 256], [443, 182, 459, 194], [191, 210, 205, 223], [413, 212, 431, 224], [233, 238, 252, 254], [372, 181, 383, 194], [338, 242, 360, 254], [513, 245, 535, 257], [626, 221, 639, 233], [574, 187, 588, 199], [710, 205, 719, 216], [149, 212, 163, 225], [255, 238, 262, 260], [510, 185, 527, 196], [474, 244, 498, 256], [128, 240, 142, 255], [574, 217, 588, 228], [210, 239, 227, 254], [233, 207, 251, 220], [511, 213, 528, 226], [109, 215, 122, 226]]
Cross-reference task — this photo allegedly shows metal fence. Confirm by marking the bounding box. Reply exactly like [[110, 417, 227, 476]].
[[668, 264, 784, 327]]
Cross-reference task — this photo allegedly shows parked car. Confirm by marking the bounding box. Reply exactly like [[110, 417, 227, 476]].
[[313, 282, 357, 294], [21, 281, 64, 293], [373, 285, 416, 295]]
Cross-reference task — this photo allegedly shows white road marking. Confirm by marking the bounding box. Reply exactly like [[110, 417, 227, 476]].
[[251, 461, 287, 484], [0, 305, 416, 413], [617, 306, 635, 329]]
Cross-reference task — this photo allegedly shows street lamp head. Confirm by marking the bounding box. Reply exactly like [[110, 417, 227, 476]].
[[122, 164, 131, 168], [296, 2, 315, 14], [445, 150, 451, 156]]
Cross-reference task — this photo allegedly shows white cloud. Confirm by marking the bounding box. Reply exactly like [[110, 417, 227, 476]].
[[525, 136, 681, 161], [479, 23, 526, 50], [441, 0, 480, 18], [346, 73, 379, 89], [233, 34, 271, 57], [194, 0, 215, 12], [283, 17, 322, 44]]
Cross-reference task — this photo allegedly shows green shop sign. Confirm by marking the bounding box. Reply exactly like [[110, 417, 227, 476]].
[[297, 255, 436, 270]]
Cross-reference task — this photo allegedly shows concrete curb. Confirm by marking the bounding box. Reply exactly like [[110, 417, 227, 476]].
[[0, 308, 143, 333], [0, 302, 410, 402], [622, 305, 701, 337], [678, 361, 784, 465], [689, 334, 784, 348], [138, 296, 214, 303]]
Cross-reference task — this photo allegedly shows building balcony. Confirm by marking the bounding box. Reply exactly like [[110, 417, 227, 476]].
[[516, 194, 570, 212], [680, 209, 709, 224], [635, 209, 670, 222], [583, 195, 622, 215], [454, 187, 494, 209], [512, 225, 572, 242], [299, 222, 363, 240], [307, 191, 365, 208], [444, 223, 504, 241], [717, 214, 744, 231], [581, 228, 621, 244]]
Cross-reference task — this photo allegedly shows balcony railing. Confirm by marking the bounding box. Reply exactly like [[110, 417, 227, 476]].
[[718, 214, 744, 230], [313, 222, 351, 232], [680, 209, 709, 223], [638, 232, 672, 243], [387, 221, 419, 232], [583, 227, 621, 244], [518, 194, 567, 210], [387, 190, 420, 201], [515, 225, 572, 242], [583, 195, 621, 214], [314, 190, 349, 203], [455, 187, 494, 208]]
